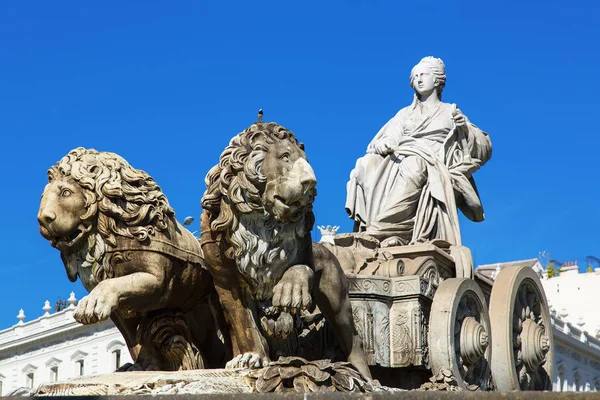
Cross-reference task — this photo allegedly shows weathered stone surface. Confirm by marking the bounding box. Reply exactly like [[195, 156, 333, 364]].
[[348, 274, 432, 370], [199, 122, 370, 378], [37, 148, 226, 371], [32, 358, 385, 396], [34, 369, 256, 396]]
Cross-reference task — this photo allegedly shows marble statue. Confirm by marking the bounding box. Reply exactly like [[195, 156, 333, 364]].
[[346, 56, 492, 248], [38, 148, 227, 371], [200, 121, 371, 379]]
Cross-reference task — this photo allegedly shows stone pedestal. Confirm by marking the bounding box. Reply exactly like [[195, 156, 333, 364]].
[[345, 243, 461, 389], [349, 275, 433, 369]]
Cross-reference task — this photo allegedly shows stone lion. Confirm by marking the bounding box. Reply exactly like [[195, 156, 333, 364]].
[[38, 147, 228, 371], [200, 122, 370, 378]]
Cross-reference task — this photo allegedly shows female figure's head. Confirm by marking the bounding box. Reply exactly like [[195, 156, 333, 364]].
[[410, 56, 446, 101]]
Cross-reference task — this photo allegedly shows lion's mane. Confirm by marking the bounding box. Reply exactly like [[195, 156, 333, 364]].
[[201, 122, 315, 235], [201, 122, 316, 300], [48, 147, 175, 286]]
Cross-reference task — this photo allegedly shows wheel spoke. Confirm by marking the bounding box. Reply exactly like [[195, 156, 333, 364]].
[[489, 266, 554, 392], [429, 278, 491, 391]]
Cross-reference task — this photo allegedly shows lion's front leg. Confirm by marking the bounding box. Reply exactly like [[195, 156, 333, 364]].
[[212, 284, 271, 369], [73, 272, 163, 325], [272, 264, 314, 313]]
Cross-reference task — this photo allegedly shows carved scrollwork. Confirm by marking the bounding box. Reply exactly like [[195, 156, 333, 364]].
[[137, 311, 203, 370], [391, 310, 414, 367]]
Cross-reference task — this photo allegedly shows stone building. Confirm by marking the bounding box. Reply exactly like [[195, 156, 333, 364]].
[[0, 293, 132, 395], [477, 259, 600, 392]]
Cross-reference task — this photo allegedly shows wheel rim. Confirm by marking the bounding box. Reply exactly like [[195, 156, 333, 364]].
[[429, 278, 492, 391], [489, 266, 554, 391]]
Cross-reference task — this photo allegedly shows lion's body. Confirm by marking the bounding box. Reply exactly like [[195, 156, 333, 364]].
[[201, 122, 370, 377], [39, 148, 227, 371]]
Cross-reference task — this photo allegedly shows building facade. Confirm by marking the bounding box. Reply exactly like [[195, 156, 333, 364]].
[[0, 293, 132, 395]]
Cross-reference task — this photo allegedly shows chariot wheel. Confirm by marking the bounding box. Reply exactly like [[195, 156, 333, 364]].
[[429, 278, 492, 391], [489, 266, 554, 391]]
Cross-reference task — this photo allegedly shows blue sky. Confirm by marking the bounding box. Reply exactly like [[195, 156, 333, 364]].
[[0, 1, 598, 327]]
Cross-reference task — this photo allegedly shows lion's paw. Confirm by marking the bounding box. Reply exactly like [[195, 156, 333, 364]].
[[226, 353, 270, 369], [272, 265, 313, 313], [73, 287, 118, 325]]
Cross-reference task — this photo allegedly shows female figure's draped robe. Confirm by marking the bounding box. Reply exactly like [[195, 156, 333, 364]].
[[345, 102, 491, 246]]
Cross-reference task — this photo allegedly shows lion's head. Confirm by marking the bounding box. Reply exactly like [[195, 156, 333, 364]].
[[202, 122, 317, 235], [38, 147, 174, 284], [201, 122, 317, 300]]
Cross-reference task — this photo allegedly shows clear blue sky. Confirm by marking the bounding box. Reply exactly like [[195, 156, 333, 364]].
[[0, 1, 598, 327]]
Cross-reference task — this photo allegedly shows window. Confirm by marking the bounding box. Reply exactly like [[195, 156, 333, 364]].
[[50, 366, 58, 382], [558, 368, 566, 392], [77, 360, 84, 376], [574, 372, 582, 391], [26, 372, 34, 388], [112, 349, 121, 370], [0, 380, 3, 396]]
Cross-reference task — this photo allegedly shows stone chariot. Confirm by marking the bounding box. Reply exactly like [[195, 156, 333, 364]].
[[337, 56, 553, 392], [326, 234, 553, 391]]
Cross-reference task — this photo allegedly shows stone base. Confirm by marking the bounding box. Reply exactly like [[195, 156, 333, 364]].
[[33, 356, 385, 396], [34, 369, 257, 396]]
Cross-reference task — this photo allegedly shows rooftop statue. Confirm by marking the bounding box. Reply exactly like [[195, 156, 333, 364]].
[[346, 56, 492, 249]]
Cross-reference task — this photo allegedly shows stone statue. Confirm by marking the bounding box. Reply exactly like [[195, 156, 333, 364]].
[[346, 56, 492, 248], [200, 122, 371, 379], [37, 148, 227, 371]]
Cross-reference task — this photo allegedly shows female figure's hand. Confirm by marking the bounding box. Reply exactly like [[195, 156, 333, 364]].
[[452, 106, 468, 130], [370, 139, 394, 155]]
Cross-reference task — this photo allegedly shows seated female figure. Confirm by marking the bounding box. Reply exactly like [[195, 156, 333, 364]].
[[345, 56, 492, 248]]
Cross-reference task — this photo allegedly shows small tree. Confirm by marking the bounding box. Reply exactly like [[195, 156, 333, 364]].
[[546, 260, 558, 278]]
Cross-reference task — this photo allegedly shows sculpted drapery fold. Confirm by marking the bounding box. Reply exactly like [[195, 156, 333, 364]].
[[345, 74, 491, 246]]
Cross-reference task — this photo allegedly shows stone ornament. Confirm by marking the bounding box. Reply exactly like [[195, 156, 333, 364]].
[[200, 122, 371, 379], [250, 356, 375, 393], [37, 148, 227, 371]]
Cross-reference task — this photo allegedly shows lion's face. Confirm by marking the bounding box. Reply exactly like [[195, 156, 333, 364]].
[[261, 138, 316, 223], [38, 176, 93, 254]]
